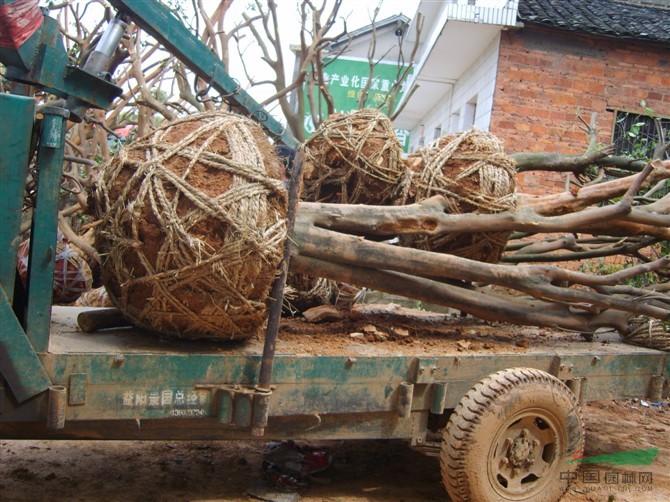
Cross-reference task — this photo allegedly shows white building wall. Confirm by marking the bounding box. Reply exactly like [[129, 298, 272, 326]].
[[407, 32, 501, 152], [344, 30, 406, 62]]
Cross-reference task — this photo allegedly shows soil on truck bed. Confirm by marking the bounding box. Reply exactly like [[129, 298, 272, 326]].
[[47, 304, 649, 357]]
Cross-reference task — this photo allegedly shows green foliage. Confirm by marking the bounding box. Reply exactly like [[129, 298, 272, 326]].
[[579, 256, 664, 289], [151, 87, 168, 102], [615, 109, 670, 161]]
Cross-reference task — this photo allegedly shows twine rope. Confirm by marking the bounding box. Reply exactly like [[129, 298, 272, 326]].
[[302, 109, 405, 204], [96, 112, 287, 339], [402, 129, 517, 263], [413, 129, 516, 213], [622, 317, 670, 352]]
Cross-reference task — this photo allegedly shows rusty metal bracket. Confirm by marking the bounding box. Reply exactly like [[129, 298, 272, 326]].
[[47, 386, 67, 429], [431, 381, 448, 414], [409, 357, 441, 384], [578, 377, 589, 406], [566, 378, 582, 400], [197, 384, 273, 433], [550, 357, 575, 380], [648, 375, 664, 402], [397, 382, 414, 418]]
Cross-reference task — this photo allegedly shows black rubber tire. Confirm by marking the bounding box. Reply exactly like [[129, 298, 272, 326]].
[[441, 367, 584, 502]]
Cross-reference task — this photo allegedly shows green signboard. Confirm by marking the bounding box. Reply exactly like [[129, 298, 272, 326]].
[[303, 57, 412, 152]]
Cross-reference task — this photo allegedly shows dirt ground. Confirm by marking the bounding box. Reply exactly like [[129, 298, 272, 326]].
[[1, 399, 669, 502]]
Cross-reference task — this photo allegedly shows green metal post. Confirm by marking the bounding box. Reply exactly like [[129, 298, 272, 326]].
[[0, 94, 35, 300], [24, 106, 70, 353], [0, 287, 52, 403], [0, 64, 52, 406]]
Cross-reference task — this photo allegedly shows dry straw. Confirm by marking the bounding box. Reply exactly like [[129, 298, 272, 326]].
[[95, 112, 288, 340], [283, 274, 336, 315], [400, 129, 517, 263]]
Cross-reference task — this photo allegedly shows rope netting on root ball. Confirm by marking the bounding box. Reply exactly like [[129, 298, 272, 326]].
[[283, 274, 337, 315], [94, 112, 288, 340], [622, 317, 670, 352], [300, 108, 405, 205], [399, 129, 517, 263], [282, 273, 359, 316], [292, 109, 401, 307]]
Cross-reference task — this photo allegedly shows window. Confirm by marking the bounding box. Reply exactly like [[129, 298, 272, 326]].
[[612, 111, 670, 160], [463, 97, 478, 129], [449, 113, 460, 133], [433, 126, 442, 140]]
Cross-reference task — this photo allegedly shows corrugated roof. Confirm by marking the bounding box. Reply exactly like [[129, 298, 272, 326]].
[[518, 0, 670, 45]]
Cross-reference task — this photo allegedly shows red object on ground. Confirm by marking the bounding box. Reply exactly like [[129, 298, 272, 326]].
[[0, 0, 43, 49], [17, 238, 93, 304], [262, 440, 333, 492]]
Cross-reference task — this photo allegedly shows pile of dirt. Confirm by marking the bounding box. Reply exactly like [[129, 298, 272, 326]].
[[275, 304, 584, 356]]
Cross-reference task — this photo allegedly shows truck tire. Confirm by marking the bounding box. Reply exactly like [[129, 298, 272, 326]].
[[441, 367, 584, 502]]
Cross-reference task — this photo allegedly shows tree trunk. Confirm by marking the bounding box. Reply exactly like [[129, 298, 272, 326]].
[[287, 160, 670, 336]]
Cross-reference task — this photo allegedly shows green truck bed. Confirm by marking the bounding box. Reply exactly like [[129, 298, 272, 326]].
[[2, 306, 667, 443]]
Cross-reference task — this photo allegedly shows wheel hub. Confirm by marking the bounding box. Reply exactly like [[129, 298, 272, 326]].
[[506, 429, 538, 468]]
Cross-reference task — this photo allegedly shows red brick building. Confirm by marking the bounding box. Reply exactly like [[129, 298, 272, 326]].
[[491, 0, 670, 192], [396, 0, 670, 194]]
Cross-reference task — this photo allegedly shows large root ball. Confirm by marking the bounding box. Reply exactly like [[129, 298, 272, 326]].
[[94, 112, 288, 340], [400, 129, 516, 263], [300, 109, 404, 204]]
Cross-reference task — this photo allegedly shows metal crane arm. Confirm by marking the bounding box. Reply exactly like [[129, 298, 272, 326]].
[[107, 0, 298, 148]]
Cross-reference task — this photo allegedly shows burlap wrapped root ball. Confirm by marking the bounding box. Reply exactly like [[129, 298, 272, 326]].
[[94, 112, 288, 340], [300, 108, 404, 204], [292, 108, 402, 308], [17, 238, 93, 304], [283, 273, 337, 316], [400, 129, 516, 263]]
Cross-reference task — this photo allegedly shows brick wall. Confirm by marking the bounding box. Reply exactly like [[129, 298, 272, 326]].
[[490, 25, 670, 194]]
